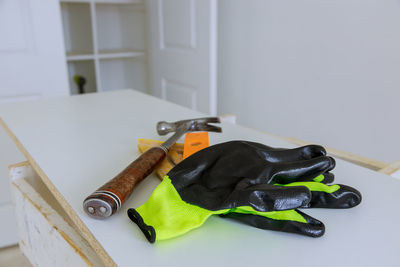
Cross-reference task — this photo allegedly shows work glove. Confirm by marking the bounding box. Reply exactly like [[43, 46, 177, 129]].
[[128, 141, 361, 243]]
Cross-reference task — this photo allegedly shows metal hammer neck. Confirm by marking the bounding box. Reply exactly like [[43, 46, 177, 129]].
[[160, 127, 187, 151]]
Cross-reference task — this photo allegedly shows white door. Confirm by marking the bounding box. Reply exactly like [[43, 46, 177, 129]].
[[0, 0, 69, 247], [147, 0, 218, 115]]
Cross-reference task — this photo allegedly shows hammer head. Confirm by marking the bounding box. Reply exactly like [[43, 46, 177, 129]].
[[157, 117, 222, 135]]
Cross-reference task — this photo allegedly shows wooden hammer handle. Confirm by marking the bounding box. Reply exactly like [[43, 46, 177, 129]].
[[83, 146, 166, 219]]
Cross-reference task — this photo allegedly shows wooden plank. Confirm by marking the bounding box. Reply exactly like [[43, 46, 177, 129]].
[[9, 162, 104, 267], [379, 160, 400, 177]]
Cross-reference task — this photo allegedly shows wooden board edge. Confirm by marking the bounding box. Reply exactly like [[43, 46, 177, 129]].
[[0, 117, 116, 267], [378, 160, 400, 176], [8, 161, 30, 170]]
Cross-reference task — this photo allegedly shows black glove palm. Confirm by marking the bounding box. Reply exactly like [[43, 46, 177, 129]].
[[171, 141, 336, 209]]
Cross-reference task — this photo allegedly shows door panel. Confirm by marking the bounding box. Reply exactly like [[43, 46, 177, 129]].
[[0, 0, 30, 52], [162, 78, 197, 109], [0, 0, 69, 98], [147, 0, 217, 115], [160, 0, 195, 50]]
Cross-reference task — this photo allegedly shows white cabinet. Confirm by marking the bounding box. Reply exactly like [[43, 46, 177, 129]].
[[60, 0, 149, 94]]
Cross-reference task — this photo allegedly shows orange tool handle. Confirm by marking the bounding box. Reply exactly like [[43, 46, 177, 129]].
[[183, 132, 210, 159]]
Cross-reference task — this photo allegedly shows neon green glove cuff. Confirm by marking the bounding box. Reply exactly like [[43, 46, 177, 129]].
[[130, 177, 223, 242], [128, 176, 310, 242]]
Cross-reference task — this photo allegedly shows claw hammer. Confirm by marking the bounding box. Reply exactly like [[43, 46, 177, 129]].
[[83, 117, 221, 219]]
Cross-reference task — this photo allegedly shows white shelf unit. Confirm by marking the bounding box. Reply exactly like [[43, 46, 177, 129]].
[[60, 0, 148, 95]]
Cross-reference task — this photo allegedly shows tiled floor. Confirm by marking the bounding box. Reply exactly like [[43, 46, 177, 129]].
[[0, 245, 31, 267]]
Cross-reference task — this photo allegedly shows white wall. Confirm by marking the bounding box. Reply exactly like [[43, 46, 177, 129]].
[[218, 0, 400, 163]]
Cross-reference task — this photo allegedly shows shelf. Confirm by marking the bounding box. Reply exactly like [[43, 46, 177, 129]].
[[98, 49, 145, 59], [94, 0, 143, 4], [95, 3, 145, 52], [60, 0, 91, 3], [61, 2, 94, 54], [66, 50, 144, 61], [99, 58, 147, 92], [66, 52, 95, 61], [67, 60, 97, 95]]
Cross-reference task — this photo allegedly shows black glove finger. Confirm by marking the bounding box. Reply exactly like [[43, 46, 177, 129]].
[[319, 172, 335, 184], [246, 142, 327, 162], [266, 145, 327, 162], [226, 182, 311, 212], [298, 172, 335, 184], [272, 156, 335, 184], [307, 184, 362, 209], [220, 209, 324, 237]]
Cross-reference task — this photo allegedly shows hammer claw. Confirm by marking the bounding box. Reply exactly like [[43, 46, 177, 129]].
[[196, 117, 221, 124], [193, 124, 222, 133], [157, 117, 222, 150]]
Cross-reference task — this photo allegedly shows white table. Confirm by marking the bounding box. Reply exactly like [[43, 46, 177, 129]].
[[1, 90, 399, 267]]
